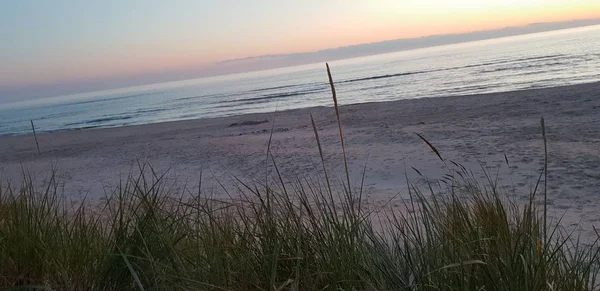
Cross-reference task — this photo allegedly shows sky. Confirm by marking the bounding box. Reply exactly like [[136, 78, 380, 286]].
[[1, 0, 600, 103]]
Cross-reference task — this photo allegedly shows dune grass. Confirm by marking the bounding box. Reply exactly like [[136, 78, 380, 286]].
[[1, 64, 599, 290]]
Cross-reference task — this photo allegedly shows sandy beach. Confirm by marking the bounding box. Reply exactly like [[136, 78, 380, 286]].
[[1, 82, 600, 232]]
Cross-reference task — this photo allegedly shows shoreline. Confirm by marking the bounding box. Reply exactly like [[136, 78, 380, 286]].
[[4, 80, 599, 138], [1, 81, 600, 235]]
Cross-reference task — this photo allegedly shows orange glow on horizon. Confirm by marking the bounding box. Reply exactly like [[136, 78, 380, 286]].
[[238, 5, 600, 59]]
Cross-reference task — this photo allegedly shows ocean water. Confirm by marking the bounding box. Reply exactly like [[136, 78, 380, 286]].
[[1, 25, 600, 136]]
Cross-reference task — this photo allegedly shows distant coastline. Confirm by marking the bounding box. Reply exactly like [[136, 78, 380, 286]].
[[219, 19, 600, 68]]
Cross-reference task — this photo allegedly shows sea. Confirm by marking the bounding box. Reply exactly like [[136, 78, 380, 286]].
[[1, 25, 600, 136]]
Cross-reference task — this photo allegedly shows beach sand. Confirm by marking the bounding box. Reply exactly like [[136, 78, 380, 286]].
[[1, 82, 600, 235]]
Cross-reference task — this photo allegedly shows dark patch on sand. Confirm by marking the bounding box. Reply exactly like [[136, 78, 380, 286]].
[[228, 120, 269, 127]]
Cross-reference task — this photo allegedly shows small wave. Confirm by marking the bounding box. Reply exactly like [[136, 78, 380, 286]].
[[64, 115, 135, 127], [174, 90, 249, 102], [358, 84, 394, 91], [248, 83, 314, 93], [61, 91, 163, 107], [511, 54, 565, 63], [177, 113, 199, 119], [514, 68, 565, 77], [217, 86, 328, 105], [479, 61, 568, 74], [458, 54, 565, 71], [175, 92, 224, 101], [342, 71, 427, 83], [133, 108, 169, 114], [86, 115, 134, 124], [454, 84, 504, 92]]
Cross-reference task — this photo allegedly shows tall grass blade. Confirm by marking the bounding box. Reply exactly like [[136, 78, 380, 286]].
[[326, 63, 352, 198], [310, 113, 333, 197], [120, 253, 146, 291], [415, 132, 444, 161], [541, 116, 548, 241]]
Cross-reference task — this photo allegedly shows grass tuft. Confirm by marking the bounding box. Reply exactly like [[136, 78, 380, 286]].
[[2, 160, 598, 290]]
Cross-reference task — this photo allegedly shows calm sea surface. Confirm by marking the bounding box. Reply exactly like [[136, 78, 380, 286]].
[[1, 25, 600, 136]]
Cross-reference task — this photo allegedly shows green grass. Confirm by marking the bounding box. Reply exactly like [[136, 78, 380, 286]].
[[1, 64, 599, 290]]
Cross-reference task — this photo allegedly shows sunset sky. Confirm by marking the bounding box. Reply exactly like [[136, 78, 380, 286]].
[[1, 0, 599, 102]]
